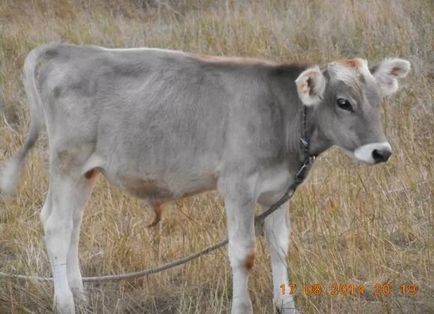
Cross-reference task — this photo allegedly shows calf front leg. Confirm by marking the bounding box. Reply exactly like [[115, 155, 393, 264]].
[[219, 178, 257, 314], [263, 201, 298, 313]]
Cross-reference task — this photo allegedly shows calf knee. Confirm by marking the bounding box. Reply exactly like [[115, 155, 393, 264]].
[[43, 215, 73, 237], [44, 217, 73, 260], [229, 242, 256, 271]]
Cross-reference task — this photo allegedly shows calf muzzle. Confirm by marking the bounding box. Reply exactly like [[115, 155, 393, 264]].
[[353, 142, 392, 164]]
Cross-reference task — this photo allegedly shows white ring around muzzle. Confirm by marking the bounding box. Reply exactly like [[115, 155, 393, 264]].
[[353, 142, 392, 164]]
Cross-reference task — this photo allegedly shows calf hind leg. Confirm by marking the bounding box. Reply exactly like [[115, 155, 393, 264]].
[[67, 170, 97, 303], [41, 170, 95, 313]]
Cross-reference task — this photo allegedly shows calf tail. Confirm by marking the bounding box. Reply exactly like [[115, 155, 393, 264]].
[[0, 45, 47, 196]]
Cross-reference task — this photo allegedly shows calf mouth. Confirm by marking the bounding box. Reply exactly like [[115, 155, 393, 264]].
[[353, 142, 392, 164]]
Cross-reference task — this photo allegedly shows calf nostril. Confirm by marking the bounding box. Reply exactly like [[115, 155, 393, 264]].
[[372, 149, 392, 163]]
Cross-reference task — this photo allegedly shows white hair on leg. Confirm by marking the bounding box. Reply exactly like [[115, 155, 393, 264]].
[[42, 170, 94, 313], [218, 176, 257, 314], [264, 202, 299, 314], [67, 172, 96, 304], [43, 195, 75, 313]]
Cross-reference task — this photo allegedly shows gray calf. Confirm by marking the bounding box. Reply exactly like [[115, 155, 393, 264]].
[[0, 44, 410, 313]]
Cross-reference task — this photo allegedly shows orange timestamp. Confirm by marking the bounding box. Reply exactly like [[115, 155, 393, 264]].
[[280, 283, 419, 297]]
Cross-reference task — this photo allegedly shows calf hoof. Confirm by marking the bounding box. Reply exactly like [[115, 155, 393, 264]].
[[275, 296, 299, 314], [277, 307, 300, 314], [231, 299, 253, 314], [71, 287, 88, 305], [54, 290, 75, 314]]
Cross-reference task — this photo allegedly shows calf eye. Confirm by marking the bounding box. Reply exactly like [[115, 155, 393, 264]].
[[336, 98, 353, 112]]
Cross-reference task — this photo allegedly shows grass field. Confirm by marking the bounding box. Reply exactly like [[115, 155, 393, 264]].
[[0, 0, 433, 313]]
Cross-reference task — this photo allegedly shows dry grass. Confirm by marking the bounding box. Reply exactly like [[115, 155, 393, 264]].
[[0, 0, 433, 313]]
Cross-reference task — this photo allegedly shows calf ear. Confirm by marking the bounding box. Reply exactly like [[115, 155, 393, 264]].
[[295, 66, 326, 106], [371, 58, 411, 96]]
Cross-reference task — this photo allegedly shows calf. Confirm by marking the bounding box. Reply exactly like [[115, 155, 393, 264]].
[[0, 43, 410, 313]]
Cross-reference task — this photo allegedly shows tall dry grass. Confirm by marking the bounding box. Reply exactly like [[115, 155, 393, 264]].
[[0, 0, 433, 313]]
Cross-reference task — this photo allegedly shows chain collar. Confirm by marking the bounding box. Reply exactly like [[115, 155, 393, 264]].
[[294, 105, 316, 183]]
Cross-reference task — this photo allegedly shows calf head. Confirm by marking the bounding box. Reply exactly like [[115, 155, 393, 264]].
[[295, 57, 410, 164]]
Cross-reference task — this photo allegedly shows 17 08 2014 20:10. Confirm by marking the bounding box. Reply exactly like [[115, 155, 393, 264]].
[[280, 283, 419, 297]]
